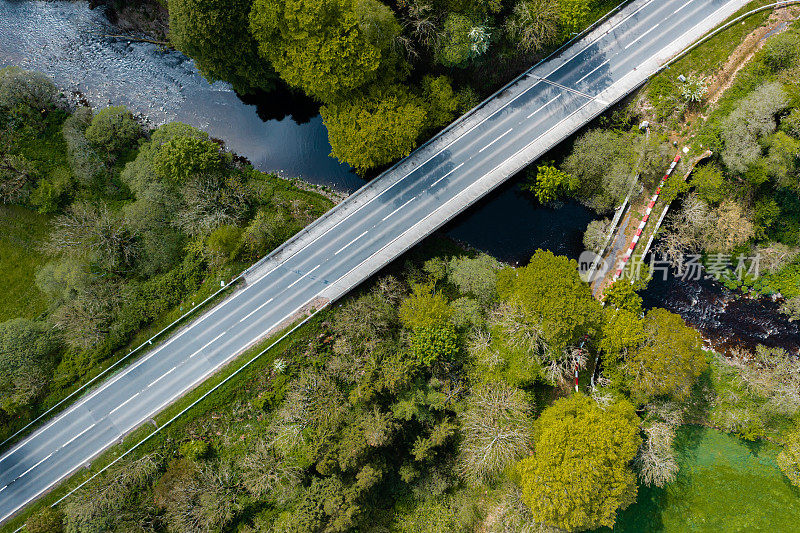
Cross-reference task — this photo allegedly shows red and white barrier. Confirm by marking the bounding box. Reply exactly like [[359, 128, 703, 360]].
[[613, 153, 682, 281]]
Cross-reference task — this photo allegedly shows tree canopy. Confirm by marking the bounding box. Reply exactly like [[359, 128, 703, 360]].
[[169, 0, 278, 93], [516, 394, 640, 531], [498, 249, 602, 353], [250, 0, 403, 103]]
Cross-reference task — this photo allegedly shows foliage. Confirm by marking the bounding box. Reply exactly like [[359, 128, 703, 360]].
[[180, 439, 211, 461], [499, 249, 602, 353], [582, 217, 609, 254], [0, 66, 58, 128], [447, 253, 502, 304], [602, 280, 643, 314], [152, 135, 225, 184], [25, 507, 64, 533], [436, 14, 480, 67], [250, 0, 403, 103], [0, 318, 58, 414], [515, 394, 640, 531], [168, 0, 278, 93], [457, 382, 533, 484], [399, 283, 452, 329], [777, 425, 800, 488], [409, 323, 460, 366], [720, 82, 789, 174], [627, 308, 706, 404], [321, 84, 427, 172], [84, 105, 142, 157], [506, 0, 559, 53], [524, 165, 571, 204], [690, 163, 726, 204]]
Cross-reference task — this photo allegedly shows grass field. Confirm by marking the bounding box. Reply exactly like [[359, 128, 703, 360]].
[[0, 205, 50, 321]]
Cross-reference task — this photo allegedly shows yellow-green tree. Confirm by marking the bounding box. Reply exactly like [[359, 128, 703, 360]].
[[516, 394, 640, 531], [627, 308, 706, 403], [250, 0, 402, 103], [321, 84, 427, 172], [498, 249, 602, 353]]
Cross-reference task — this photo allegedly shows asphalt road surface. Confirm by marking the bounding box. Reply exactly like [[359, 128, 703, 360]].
[[0, 0, 749, 522]]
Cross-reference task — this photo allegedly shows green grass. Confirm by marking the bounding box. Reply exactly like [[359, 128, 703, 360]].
[[0, 205, 50, 321], [598, 426, 800, 532], [646, 0, 775, 121]]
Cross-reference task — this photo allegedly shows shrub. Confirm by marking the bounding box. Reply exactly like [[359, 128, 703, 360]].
[[85, 105, 142, 156], [0, 66, 57, 127], [180, 439, 211, 461], [25, 507, 64, 533]]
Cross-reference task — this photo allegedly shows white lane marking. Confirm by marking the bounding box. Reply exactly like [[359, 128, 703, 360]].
[[430, 163, 464, 189], [335, 231, 369, 256], [17, 453, 53, 480], [147, 367, 176, 388], [624, 23, 660, 50], [0, 485, 5, 493], [286, 265, 320, 290], [239, 298, 275, 323], [672, 0, 694, 15], [382, 197, 416, 222], [189, 332, 226, 359], [478, 128, 513, 153], [576, 57, 612, 84], [527, 94, 562, 119], [109, 392, 139, 416], [61, 423, 96, 449]]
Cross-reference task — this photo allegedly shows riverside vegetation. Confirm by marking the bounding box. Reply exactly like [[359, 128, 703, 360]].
[[0, 66, 333, 443], [156, 0, 620, 172]]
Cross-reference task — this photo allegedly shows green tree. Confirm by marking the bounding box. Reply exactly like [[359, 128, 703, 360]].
[[400, 284, 452, 329], [0, 318, 58, 414], [0, 67, 57, 129], [627, 308, 706, 403], [582, 218, 610, 254], [777, 425, 800, 488], [599, 308, 645, 360], [447, 253, 502, 304], [457, 382, 533, 484], [168, 0, 278, 93], [409, 323, 460, 366], [84, 106, 142, 157], [436, 14, 478, 67], [690, 163, 727, 204], [515, 394, 640, 531], [500, 249, 602, 352], [557, 0, 596, 35], [153, 136, 226, 184], [602, 280, 643, 314], [321, 84, 426, 172], [420, 75, 465, 131], [524, 165, 571, 203], [250, 0, 402, 103], [506, 0, 559, 53]]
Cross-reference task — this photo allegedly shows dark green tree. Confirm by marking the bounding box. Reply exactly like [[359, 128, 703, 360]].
[[168, 0, 278, 93]]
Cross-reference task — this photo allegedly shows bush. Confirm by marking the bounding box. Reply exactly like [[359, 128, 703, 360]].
[[25, 507, 64, 533], [180, 439, 211, 461], [0, 66, 57, 127], [85, 105, 142, 156], [583, 218, 610, 254], [61, 108, 107, 187]]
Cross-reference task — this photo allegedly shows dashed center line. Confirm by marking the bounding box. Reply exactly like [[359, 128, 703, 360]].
[[62, 423, 96, 449], [109, 392, 139, 415], [624, 23, 660, 50], [478, 128, 513, 153], [430, 163, 464, 189], [147, 367, 176, 388], [382, 197, 416, 222], [527, 94, 562, 118], [286, 264, 320, 289], [672, 0, 694, 15], [17, 453, 53, 480], [576, 57, 612, 84], [335, 231, 369, 255], [240, 298, 275, 322], [189, 332, 226, 358]]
